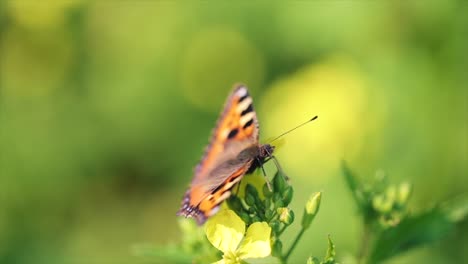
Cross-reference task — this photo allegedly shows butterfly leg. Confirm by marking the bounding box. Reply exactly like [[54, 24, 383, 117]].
[[262, 147, 290, 181], [257, 157, 273, 191], [270, 155, 290, 181], [233, 180, 242, 195]]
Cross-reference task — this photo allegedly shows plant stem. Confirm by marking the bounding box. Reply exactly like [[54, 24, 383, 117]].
[[277, 225, 287, 237], [357, 222, 372, 264], [282, 227, 306, 263]]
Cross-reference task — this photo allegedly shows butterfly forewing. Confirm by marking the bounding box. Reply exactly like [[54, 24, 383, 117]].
[[177, 84, 260, 224]]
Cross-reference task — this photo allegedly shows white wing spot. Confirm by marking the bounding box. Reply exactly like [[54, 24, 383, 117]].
[[236, 87, 248, 97], [237, 98, 252, 113], [240, 112, 255, 126]]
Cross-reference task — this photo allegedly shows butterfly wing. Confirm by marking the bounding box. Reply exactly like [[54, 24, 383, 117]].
[[177, 84, 259, 224]]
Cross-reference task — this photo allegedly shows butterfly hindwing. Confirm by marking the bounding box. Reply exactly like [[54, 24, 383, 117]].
[[177, 84, 260, 224]]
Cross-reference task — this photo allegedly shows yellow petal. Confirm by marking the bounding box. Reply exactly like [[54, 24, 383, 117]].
[[211, 260, 226, 264], [237, 222, 272, 259], [205, 210, 245, 253]]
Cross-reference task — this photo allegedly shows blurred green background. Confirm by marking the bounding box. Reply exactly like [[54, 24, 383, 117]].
[[0, 1, 467, 263]]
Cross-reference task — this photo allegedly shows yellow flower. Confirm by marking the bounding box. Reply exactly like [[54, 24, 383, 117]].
[[205, 209, 271, 264]]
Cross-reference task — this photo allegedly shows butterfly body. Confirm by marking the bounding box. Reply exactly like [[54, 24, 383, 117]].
[[177, 84, 274, 225]]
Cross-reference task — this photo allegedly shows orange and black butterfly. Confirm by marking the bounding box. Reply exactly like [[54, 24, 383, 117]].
[[177, 84, 275, 225]]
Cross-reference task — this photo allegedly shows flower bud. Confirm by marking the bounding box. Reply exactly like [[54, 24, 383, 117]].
[[245, 192, 256, 206], [227, 196, 244, 212], [251, 215, 262, 222], [238, 211, 250, 223], [397, 182, 412, 206], [245, 184, 259, 197], [273, 193, 284, 207], [302, 192, 322, 229], [273, 172, 287, 192], [372, 194, 393, 213], [386, 185, 397, 203], [282, 186, 294, 206], [305, 192, 321, 215], [263, 183, 273, 198], [277, 207, 295, 225]]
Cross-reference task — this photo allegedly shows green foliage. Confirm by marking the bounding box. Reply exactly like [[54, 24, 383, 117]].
[[307, 236, 337, 264], [141, 163, 468, 264], [342, 162, 412, 228], [139, 163, 468, 264], [139, 169, 328, 264], [227, 171, 324, 263], [369, 208, 453, 263], [342, 162, 468, 264]]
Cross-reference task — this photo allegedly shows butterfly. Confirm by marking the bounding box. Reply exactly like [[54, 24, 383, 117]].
[[177, 84, 275, 225]]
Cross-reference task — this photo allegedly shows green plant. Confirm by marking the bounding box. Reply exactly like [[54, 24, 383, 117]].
[[226, 171, 325, 264], [136, 164, 467, 264], [342, 162, 468, 264]]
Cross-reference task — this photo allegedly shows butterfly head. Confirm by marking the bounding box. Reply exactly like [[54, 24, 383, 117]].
[[259, 143, 275, 159], [245, 143, 275, 174]]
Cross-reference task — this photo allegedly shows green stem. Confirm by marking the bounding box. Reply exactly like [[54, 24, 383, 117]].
[[357, 221, 372, 264], [268, 210, 279, 222], [282, 227, 306, 263], [277, 225, 287, 237], [240, 198, 250, 211]]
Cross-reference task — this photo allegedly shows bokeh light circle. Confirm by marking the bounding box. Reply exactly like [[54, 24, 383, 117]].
[[259, 56, 380, 182]]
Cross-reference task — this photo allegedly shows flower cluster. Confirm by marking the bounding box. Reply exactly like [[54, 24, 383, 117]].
[[340, 163, 468, 263], [342, 164, 412, 228], [225, 171, 325, 263], [138, 163, 467, 264], [136, 169, 329, 264]]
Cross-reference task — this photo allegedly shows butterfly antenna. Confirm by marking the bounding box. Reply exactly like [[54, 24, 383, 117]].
[[269, 115, 318, 143]]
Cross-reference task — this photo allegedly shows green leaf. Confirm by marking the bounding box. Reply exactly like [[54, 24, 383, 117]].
[[244, 184, 261, 209], [238, 211, 251, 224], [282, 186, 294, 206], [324, 235, 336, 262], [245, 183, 259, 197], [368, 207, 454, 263], [273, 171, 287, 193], [306, 256, 320, 264], [307, 236, 337, 264], [227, 195, 245, 213], [441, 193, 468, 223], [273, 193, 285, 208]]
